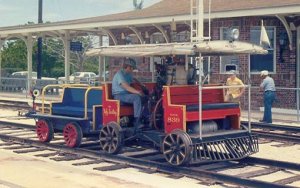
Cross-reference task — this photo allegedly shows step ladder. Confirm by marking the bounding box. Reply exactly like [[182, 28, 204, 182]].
[[190, 0, 203, 42]]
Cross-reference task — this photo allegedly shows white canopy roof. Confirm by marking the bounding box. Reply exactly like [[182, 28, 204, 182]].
[[86, 40, 267, 57]]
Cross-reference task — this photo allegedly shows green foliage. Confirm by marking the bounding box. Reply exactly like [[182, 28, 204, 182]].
[[1, 34, 99, 78], [1, 40, 27, 74], [84, 56, 99, 74]]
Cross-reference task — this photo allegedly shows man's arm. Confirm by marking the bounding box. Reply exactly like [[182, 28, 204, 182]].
[[237, 79, 245, 97], [239, 87, 245, 97], [133, 77, 148, 95], [121, 82, 143, 96], [260, 80, 265, 91], [133, 77, 145, 87]]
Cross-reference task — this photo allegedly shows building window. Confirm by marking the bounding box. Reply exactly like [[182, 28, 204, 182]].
[[150, 32, 165, 44], [220, 27, 239, 73], [125, 34, 139, 45], [172, 31, 190, 42], [250, 26, 276, 73]]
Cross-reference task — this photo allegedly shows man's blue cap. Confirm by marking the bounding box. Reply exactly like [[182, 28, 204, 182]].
[[124, 58, 137, 69]]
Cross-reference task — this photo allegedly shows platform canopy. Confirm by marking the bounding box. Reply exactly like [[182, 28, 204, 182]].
[[86, 40, 268, 57]]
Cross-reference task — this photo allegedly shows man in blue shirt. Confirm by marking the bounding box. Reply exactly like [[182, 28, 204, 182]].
[[260, 70, 276, 123], [112, 58, 145, 131]]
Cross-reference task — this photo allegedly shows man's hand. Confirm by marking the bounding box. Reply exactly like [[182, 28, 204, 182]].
[[138, 90, 144, 96], [141, 85, 149, 95]]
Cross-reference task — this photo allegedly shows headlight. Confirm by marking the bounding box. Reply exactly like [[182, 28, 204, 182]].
[[229, 28, 239, 41]]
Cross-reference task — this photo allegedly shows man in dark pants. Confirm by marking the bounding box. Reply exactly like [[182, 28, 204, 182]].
[[260, 70, 276, 123], [112, 58, 146, 131]]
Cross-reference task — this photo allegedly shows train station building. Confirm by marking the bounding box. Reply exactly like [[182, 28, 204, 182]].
[[1, 0, 300, 111]]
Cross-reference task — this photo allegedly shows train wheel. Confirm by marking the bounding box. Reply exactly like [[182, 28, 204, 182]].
[[36, 119, 54, 142], [63, 122, 82, 148], [162, 129, 192, 166], [99, 122, 123, 154], [152, 98, 164, 130]]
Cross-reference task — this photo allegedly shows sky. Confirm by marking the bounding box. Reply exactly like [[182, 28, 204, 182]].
[[0, 0, 161, 27]]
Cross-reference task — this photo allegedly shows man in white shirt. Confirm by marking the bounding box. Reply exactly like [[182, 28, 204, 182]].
[[260, 70, 276, 123]]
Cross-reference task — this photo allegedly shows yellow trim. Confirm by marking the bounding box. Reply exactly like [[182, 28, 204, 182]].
[[164, 86, 171, 105], [116, 100, 120, 125], [104, 83, 120, 125], [84, 86, 103, 119], [41, 84, 63, 114], [182, 105, 186, 132], [49, 102, 53, 114], [165, 85, 187, 132], [43, 84, 92, 114]]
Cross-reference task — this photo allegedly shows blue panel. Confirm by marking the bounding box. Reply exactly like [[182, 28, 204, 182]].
[[61, 88, 86, 107], [52, 87, 103, 119], [87, 89, 102, 108]]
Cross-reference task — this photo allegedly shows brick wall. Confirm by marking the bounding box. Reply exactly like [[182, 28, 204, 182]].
[[106, 57, 153, 82], [107, 16, 297, 110], [208, 16, 297, 110]]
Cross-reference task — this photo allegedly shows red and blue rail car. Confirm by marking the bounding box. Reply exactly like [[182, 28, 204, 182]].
[[29, 86, 103, 147], [28, 83, 258, 166]]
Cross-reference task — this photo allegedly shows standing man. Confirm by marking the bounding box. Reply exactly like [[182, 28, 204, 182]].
[[225, 70, 245, 103], [260, 70, 276, 123], [112, 58, 145, 130]]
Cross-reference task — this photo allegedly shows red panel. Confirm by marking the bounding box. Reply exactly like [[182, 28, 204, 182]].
[[168, 85, 225, 105], [120, 106, 134, 116], [164, 105, 185, 134], [102, 83, 152, 126], [102, 84, 119, 126], [186, 108, 240, 121], [103, 100, 119, 126], [162, 85, 241, 132], [132, 82, 156, 94]]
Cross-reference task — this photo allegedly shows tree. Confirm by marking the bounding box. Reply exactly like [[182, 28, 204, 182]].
[[133, 0, 144, 10], [1, 38, 65, 77], [1, 22, 100, 78], [1, 39, 27, 75]]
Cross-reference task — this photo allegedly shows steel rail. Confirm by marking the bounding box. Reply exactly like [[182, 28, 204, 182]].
[[242, 157, 300, 171], [0, 131, 295, 188], [253, 130, 300, 143], [242, 121, 300, 132], [0, 120, 35, 130]]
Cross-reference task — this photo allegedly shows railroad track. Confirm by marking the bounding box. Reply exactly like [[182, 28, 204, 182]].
[[241, 121, 300, 144], [0, 121, 299, 187], [0, 99, 50, 114]]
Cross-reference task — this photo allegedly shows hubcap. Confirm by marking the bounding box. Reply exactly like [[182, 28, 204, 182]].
[[36, 120, 49, 141], [64, 124, 78, 147]]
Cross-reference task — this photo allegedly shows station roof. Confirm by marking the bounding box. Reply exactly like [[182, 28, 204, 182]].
[[61, 0, 300, 23], [0, 0, 300, 40]]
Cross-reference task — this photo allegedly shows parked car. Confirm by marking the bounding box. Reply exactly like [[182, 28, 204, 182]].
[[58, 72, 97, 84], [8, 71, 57, 92], [11, 71, 56, 80], [95, 71, 109, 85]]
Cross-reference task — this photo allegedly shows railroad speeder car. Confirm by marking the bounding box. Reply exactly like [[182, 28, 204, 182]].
[[26, 39, 267, 166], [28, 81, 258, 166]]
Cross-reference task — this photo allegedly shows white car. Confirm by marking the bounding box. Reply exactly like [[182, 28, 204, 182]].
[[11, 71, 55, 80], [58, 72, 97, 84]]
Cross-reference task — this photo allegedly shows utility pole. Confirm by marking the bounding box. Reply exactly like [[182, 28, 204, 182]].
[[37, 0, 43, 79]]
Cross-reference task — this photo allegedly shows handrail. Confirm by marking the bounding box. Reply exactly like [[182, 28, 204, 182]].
[[41, 84, 89, 114], [84, 86, 103, 119]]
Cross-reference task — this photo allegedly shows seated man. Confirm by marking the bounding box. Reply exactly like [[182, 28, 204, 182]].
[[112, 58, 146, 131]]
